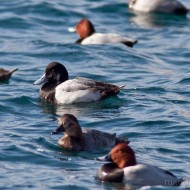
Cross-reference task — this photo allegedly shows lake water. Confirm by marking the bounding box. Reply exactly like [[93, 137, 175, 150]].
[[0, 0, 190, 189]]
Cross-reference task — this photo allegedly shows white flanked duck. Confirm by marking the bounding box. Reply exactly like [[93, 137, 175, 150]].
[[51, 114, 129, 151], [68, 18, 138, 47], [97, 143, 183, 186], [34, 62, 125, 104], [128, 0, 188, 15]]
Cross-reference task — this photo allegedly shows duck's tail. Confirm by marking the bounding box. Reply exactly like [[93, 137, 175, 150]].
[[115, 137, 130, 145], [100, 84, 126, 99], [115, 85, 126, 94], [9, 68, 18, 75], [175, 178, 186, 186], [118, 85, 126, 90], [122, 39, 138, 47]]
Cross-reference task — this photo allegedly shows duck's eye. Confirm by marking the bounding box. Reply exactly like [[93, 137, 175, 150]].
[[47, 70, 52, 76], [118, 150, 123, 154]]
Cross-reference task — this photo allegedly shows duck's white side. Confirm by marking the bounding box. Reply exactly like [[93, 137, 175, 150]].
[[55, 78, 102, 104], [81, 33, 136, 45], [129, 0, 188, 14], [123, 163, 181, 186]]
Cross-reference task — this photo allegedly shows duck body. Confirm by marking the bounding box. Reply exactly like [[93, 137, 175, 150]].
[[55, 77, 123, 104], [122, 163, 182, 186], [34, 62, 125, 104], [52, 114, 129, 151], [98, 162, 182, 186], [129, 0, 188, 15], [68, 18, 138, 47], [79, 33, 138, 47], [97, 143, 183, 186], [58, 128, 121, 151]]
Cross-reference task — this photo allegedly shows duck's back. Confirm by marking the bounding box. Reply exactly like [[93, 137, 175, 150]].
[[82, 33, 136, 46], [55, 77, 123, 104], [123, 163, 181, 186], [153, 0, 188, 14], [55, 78, 101, 104], [82, 128, 116, 150]]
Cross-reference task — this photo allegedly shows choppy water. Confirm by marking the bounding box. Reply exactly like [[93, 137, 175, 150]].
[[0, 0, 190, 189]]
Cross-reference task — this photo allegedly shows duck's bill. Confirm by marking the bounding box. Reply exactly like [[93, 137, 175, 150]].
[[33, 74, 48, 85], [96, 154, 113, 162], [51, 125, 65, 135], [68, 27, 76, 32]]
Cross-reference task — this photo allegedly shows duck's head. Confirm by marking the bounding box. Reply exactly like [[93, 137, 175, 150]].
[[105, 143, 137, 169], [34, 62, 68, 87], [68, 18, 96, 39], [51, 114, 82, 138]]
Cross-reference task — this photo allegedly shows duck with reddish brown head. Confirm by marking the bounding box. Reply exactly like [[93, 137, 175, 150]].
[[75, 19, 96, 43], [68, 18, 138, 47], [97, 143, 184, 187]]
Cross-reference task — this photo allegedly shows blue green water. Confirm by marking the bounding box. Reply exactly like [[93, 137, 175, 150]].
[[0, 0, 190, 189]]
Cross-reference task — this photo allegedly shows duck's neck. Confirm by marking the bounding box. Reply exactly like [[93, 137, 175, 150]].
[[72, 123, 83, 140], [64, 122, 83, 140], [42, 82, 56, 91], [76, 31, 95, 44], [76, 38, 84, 44], [119, 157, 137, 168], [41, 78, 67, 91]]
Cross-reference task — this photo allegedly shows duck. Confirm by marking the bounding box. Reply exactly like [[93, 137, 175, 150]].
[[68, 18, 138, 47], [0, 68, 18, 81], [33, 62, 125, 104], [128, 0, 188, 16], [51, 114, 129, 151], [97, 143, 183, 186]]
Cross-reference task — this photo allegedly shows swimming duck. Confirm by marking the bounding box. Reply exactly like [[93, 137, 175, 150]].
[[68, 18, 138, 47], [128, 0, 188, 15], [97, 143, 183, 186], [51, 114, 129, 151], [33, 62, 125, 104], [0, 68, 18, 81]]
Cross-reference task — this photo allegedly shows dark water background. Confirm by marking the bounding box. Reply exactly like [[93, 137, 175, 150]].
[[0, 0, 190, 189]]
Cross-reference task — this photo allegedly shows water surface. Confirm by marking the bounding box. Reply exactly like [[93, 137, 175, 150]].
[[0, 0, 190, 189]]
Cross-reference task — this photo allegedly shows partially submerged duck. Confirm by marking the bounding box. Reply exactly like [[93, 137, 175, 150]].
[[97, 143, 183, 186], [128, 0, 188, 16], [34, 62, 125, 104], [68, 18, 138, 47], [51, 114, 129, 151], [0, 68, 18, 81]]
